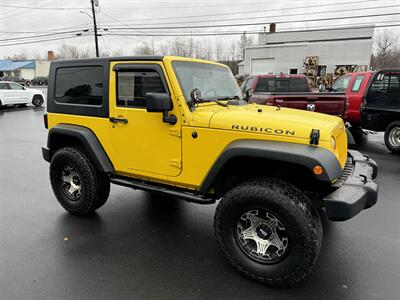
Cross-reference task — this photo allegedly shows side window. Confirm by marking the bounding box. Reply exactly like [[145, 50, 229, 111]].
[[0, 83, 10, 90], [9, 83, 24, 90], [370, 73, 390, 91], [389, 74, 400, 90], [331, 76, 351, 92], [116, 70, 166, 108], [55, 66, 103, 106], [350, 75, 365, 92]]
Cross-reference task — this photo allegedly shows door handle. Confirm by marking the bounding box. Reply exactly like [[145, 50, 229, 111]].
[[109, 117, 128, 124]]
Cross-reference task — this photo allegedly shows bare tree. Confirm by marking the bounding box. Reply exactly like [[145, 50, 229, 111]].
[[371, 30, 400, 69], [238, 33, 255, 61], [112, 49, 125, 56], [31, 50, 44, 60], [133, 41, 155, 55], [56, 44, 81, 59], [10, 49, 30, 61]]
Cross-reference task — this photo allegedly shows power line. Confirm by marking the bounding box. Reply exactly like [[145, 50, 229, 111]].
[[99, 11, 145, 42], [103, 23, 400, 37], [101, 4, 400, 28], [0, 4, 90, 10], [0, 35, 83, 47], [107, 12, 400, 30], [0, 23, 92, 35], [97, 0, 381, 24], [97, 0, 378, 10], [0, 30, 89, 42]]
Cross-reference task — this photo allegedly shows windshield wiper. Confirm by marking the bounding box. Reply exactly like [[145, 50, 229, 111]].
[[196, 97, 229, 107], [216, 95, 240, 101]]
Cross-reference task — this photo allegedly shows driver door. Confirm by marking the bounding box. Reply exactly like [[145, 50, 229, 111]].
[[8, 82, 29, 104], [109, 61, 182, 177]]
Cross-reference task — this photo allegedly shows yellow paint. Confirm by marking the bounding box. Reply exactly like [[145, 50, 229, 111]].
[[48, 56, 347, 191]]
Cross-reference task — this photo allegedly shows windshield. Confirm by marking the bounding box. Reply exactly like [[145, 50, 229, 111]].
[[172, 61, 242, 102]]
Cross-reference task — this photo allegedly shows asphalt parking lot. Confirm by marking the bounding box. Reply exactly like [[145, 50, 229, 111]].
[[0, 106, 399, 299]]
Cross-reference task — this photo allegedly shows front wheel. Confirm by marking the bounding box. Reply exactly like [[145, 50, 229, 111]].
[[50, 147, 110, 216], [214, 178, 322, 287], [32, 95, 44, 107], [384, 121, 400, 154]]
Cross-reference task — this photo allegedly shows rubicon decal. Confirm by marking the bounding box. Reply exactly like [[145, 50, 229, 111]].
[[232, 125, 295, 136]]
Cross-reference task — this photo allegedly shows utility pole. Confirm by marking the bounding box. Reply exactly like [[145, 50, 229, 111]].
[[90, 0, 99, 57], [241, 31, 247, 61]]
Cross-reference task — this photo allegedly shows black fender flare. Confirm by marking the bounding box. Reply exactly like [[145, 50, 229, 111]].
[[46, 124, 114, 173], [198, 140, 342, 194]]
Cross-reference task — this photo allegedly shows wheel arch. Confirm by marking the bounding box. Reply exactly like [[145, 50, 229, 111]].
[[199, 140, 342, 196], [47, 124, 114, 173]]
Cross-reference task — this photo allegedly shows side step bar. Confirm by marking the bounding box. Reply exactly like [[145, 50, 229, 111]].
[[110, 176, 216, 205]]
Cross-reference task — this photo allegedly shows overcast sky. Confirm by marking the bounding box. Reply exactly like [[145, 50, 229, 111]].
[[0, 0, 399, 58]]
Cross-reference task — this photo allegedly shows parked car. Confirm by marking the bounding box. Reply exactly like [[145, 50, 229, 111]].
[[327, 70, 400, 152], [42, 56, 378, 287], [0, 81, 45, 107], [242, 74, 348, 118], [31, 76, 48, 86], [0, 75, 31, 86]]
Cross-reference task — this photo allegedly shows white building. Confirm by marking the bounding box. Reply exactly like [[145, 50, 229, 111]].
[[240, 26, 374, 76], [0, 60, 51, 80]]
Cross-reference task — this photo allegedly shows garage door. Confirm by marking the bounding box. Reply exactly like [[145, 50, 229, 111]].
[[251, 58, 275, 75]]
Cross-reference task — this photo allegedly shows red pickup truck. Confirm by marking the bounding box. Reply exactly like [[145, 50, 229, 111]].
[[241, 75, 348, 118]]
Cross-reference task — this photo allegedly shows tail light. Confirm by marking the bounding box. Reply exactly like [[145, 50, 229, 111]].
[[43, 113, 48, 129], [344, 96, 349, 118]]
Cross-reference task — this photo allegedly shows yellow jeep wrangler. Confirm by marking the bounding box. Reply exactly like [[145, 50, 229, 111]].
[[42, 56, 378, 286]]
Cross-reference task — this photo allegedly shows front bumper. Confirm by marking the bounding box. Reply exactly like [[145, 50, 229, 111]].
[[42, 147, 50, 162], [323, 150, 378, 221]]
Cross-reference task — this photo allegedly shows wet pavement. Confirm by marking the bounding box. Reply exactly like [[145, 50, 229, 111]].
[[0, 106, 399, 299]]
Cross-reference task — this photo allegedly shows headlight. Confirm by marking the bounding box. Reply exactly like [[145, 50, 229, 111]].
[[331, 136, 336, 150]]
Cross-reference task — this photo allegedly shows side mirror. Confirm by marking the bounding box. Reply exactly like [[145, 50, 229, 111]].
[[243, 88, 253, 101], [145, 92, 172, 112], [145, 92, 177, 125]]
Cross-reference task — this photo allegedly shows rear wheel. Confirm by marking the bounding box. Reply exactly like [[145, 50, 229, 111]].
[[32, 95, 44, 107], [214, 178, 322, 287], [50, 147, 110, 216], [384, 121, 400, 154]]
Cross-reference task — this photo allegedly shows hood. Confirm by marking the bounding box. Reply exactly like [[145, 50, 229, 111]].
[[192, 103, 341, 141]]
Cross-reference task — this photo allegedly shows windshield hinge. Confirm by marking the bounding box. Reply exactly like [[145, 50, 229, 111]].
[[169, 159, 182, 169], [169, 128, 181, 138]]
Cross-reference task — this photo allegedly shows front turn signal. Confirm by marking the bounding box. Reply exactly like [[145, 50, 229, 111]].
[[313, 165, 324, 175]]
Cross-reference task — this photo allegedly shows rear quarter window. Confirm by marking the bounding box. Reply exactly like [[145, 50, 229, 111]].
[[55, 66, 103, 106], [350, 75, 365, 92]]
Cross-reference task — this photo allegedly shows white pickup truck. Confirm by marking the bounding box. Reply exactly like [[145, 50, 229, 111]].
[[0, 81, 45, 107]]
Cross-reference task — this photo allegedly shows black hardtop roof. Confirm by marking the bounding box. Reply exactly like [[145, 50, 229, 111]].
[[50, 55, 164, 66]]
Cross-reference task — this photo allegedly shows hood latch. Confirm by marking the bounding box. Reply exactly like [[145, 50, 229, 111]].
[[310, 129, 320, 145]]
